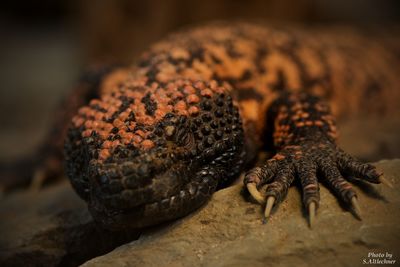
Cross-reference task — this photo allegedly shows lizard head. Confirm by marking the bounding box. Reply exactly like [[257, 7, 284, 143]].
[[65, 79, 246, 230]]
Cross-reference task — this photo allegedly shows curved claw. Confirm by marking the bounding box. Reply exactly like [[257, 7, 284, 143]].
[[264, 196, 275, 219], [308, 201, 316, 228], [379, 175, 393, 188], [247, 183, 265, 204], [351, 197, 362, 220]]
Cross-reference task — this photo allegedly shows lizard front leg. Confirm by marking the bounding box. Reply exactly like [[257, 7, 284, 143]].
[[244, 92, 391, 227]]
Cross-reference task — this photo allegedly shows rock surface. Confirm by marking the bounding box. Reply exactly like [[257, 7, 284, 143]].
[[82, 160, 400, 267], [0, 181, 140, 267], [1, 160, 399, 267]]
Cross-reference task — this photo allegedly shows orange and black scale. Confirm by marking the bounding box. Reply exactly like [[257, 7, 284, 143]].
[[61, 23, 399, 229]]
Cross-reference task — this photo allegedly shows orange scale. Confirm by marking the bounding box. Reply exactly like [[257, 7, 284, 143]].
[[215, 86, 226, 94], [194, 81, 206, 89], [154, 87, 162, 94], [121, 138, 132, 145], [113, 119, 124, 128], [200, 89, 213, 97], [133, 91, 144, 99], [102, 140, 112, 149], [291, 115, 300, 121], [159, 99, 172, 107], [174, 100, 187, 111], [314, 120, 324, 126], [89, 99, 101, 106], [102, 95, 111, 101], [102, 123, 113, 131], [111, 140, 121, 148], [82, 129, 93, 137], [128, 104, 137, 112], [156, 87, 168, 95], [98, 131, 109, 140], [187, 94, 200, 104], [87, 109, 96, 118], [78, 107, 90, 115], [135, 110, 144, 117], [132, 135, 143, 143], [209, 80, 218, 89], [101, 122, 109, 129], [113, 90, 122, 96], [172, 91, 184, 99], [94, 112, 104, 121], [135, 130, 146, 138], [72, 117, 84, 127], [154, 95, 164, 103], [108, 95, 116, 102], [166, 82, 177, 90], [99, 149, 111, 161], [178, 110, 189, 116], [135, 116, 146, 125], [125, 132, 135, 138], [92, 121, 101, 129], [150, 96, 158, 103], [156, 73, 170, 83], [175, 80, 185, 87], [84, 120, 93, 129], [152, 107, 161, 114], [150, 82, 159, 89], [123, 91, 135, 98], [117, 129, 127, 137], [141, 139, 155, 149], [109, 106, 118, 114], [119, 114, 129, 122], [132, 141, 140, 148], [183, 85, 195, 94], [188, 106, 199, 116], [107, 99, 116, 106], [128, 123, 136, 131], [154, 109, 166, 119], [114, 100, 122, 107]]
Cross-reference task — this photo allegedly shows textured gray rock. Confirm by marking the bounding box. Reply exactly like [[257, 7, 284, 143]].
[[82, 159, 400, 267], [0, 181, 140, 267]]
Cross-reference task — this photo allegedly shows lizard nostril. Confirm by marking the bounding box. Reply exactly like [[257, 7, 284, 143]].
[[164, 125, 175, 137]]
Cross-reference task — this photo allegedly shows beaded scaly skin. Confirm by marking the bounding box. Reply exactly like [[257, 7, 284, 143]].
[[63, 22, 399, 230]]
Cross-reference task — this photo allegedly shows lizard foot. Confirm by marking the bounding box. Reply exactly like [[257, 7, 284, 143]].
[[244, 140, 388, 228]]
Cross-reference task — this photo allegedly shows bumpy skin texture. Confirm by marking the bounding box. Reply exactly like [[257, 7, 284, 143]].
[[64, 23, 399, 230]]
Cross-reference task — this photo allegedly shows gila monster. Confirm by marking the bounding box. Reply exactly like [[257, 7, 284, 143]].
[[61, 22, 399, 230]]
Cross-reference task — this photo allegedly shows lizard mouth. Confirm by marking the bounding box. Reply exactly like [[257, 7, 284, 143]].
[[87, 143, 247, 230], [87, 164, 216, 230]]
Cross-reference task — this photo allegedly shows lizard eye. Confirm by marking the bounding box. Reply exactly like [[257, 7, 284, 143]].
[[176, 129, 195, 148], [167, 116, 195, 148], [160, 114, 195, 150]]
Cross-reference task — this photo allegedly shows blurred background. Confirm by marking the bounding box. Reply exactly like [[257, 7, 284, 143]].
[[0, 0, 399, 162]]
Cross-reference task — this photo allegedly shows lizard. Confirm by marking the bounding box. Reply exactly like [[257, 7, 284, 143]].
[[32, 22, 400, 230]]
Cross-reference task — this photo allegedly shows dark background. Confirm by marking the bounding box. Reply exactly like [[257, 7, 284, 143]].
[[0, 0, 399, 161]]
